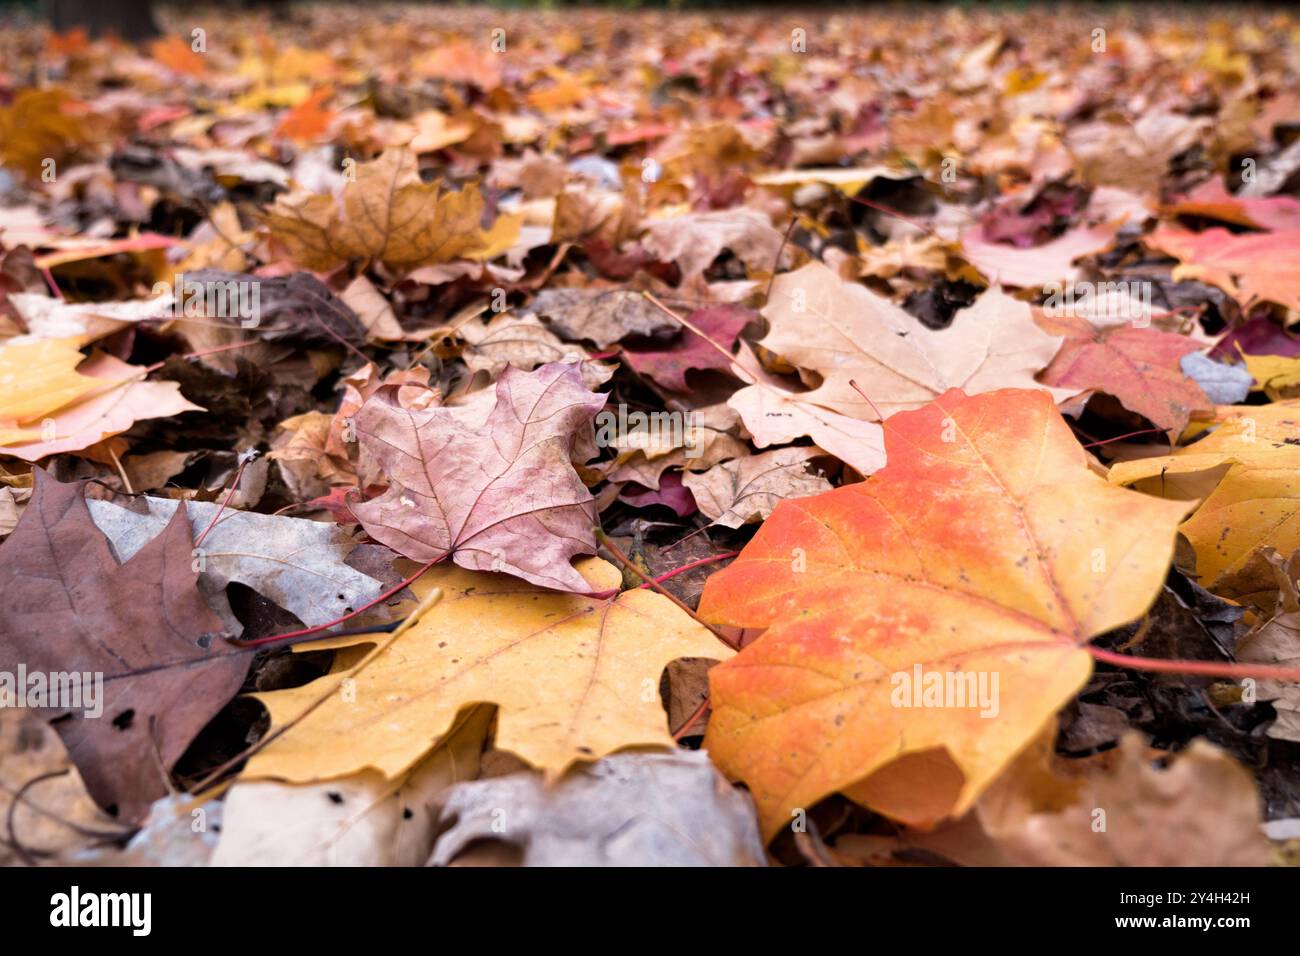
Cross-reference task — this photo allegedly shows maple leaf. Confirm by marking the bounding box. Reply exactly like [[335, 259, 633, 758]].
[[754, 262, 1066, 421], [641, 209, 788, 284], [263, 148, 499, 273], [458, 312, 614, 390], [0, 337, 103, 429], [683, 446, 831, 529], [275, 87, 336, 143], [1146, 226, 1300, 310], [1109, 400, 1300, 587], [0, 345, 203, 461], [531, 288, 678, 348], [623, 304, 752, 392], [697, 388, 1191, 839], [1241, 351, 1300, 400], [1037, 314, 1213, 432], [85, 496, 388, 637], [726, 343, 887, 477], [351, 362, 606, 593], [959, 223, 1117, 288], [0, 472, 250, 822], [1165, 178, 1300, 232], [241, 558, 729, 783]]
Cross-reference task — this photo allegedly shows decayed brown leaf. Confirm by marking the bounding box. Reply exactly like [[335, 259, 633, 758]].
[[0, 472, 250, 822], [265, 148, 507, 273]]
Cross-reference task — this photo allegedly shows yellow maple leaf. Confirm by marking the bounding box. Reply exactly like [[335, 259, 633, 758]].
[[1110, 401, 1300, 587], [242, 558, 731, 783]]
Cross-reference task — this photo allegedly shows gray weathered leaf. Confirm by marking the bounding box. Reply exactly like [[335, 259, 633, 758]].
[[428, 750, 767, 866], [87, 496, 387, 636]]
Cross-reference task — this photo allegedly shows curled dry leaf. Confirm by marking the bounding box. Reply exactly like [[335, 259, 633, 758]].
[[351, 361, 606, 593], [979, 733, 1271, 866], [1233, 550, 1300, 743], [698, 388, 1190, 839]]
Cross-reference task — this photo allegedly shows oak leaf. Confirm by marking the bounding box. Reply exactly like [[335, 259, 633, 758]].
[[697, 388, 1190, 839], [351, 362, 606, 593]]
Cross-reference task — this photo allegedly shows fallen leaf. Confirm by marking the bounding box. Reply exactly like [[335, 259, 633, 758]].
[[623, 304, 752, 392], [1, 351, 203, 461], [530, 288, 678, 348], [1146, 226, 1300, 311], [960, 223, 1117, 288], [265, 148, 497, 273], [683, 446, 831, 529], [0, 471, 250, 822], [1037, 315, 1212, 433], [642, 208, 788, 284], [214, 705, 493, 866], [698, 388, 1190, 839], [243, 557, 730, 784], [351, 362, 606, 593], [1109, 400, 1300, 587], [429, 751, 766, 866], [458, 313, 614, 389], [754, 261, 1065, 421], [980, 734, 1271, 866], [85, 495, 389, 636]]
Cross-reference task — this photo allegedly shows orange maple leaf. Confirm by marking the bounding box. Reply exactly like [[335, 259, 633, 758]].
[[698, 388, 1191, 839]]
